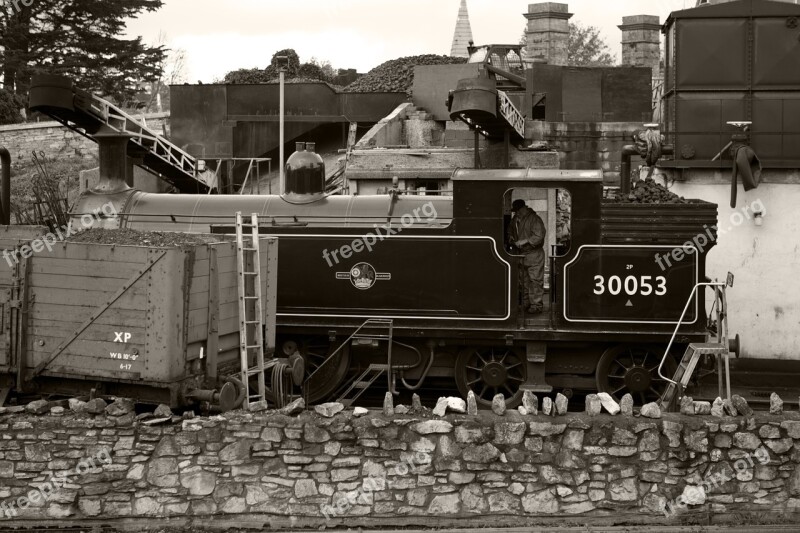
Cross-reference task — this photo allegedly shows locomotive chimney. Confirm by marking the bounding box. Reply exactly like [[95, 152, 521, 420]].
[[92, 129, 133, 194], [283, 140, 326, 201]]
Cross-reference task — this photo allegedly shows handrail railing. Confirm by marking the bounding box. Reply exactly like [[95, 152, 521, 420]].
[[303, 318, 394, 401], [657, 281, 727, 386]]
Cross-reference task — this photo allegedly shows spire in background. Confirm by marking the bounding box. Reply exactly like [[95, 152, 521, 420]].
[[450, 0, 474, 58]]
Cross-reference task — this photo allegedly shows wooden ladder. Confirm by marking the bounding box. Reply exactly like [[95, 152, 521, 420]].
[[659, 342, 729, 411], [236, 212, 266, 408]]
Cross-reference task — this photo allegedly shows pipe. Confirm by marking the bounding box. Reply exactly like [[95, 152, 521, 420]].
[[619, 143, 674, 195], [93, 130, 132, 194], [0, 147, 9, 224], [279, 69, 285, 195]]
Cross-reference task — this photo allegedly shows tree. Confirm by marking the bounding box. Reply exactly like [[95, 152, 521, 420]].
[[222, 67, 270, 84], [263, 49, 300, 80], [0, 88, 25, 125], [142, 31, 187, 112], [519, 22, 616, 67], [0, 0, 166, 105], [222, 50, 339, 85], [567, 22, 616, 67]]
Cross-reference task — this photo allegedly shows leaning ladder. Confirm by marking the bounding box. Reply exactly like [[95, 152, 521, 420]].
[[236, 212, 267, 408], [657, 278, 733, 412]]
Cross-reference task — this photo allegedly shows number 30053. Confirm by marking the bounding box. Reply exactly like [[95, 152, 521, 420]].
[[593, 275, 667, 296]]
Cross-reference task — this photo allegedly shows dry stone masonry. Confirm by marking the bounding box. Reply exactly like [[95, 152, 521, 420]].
[[0, 396, 799, 528]]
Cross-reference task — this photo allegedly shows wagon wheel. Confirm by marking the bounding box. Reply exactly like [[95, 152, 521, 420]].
[[297, 337, 351, 404], [596, 344, 677, 405], [455, 346, 527, 408]]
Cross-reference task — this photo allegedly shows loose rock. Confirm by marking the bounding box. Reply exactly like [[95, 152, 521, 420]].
[[353, 407, 369, 417], [395, 405, 409, 415], [680, 396, 694, 415], [105, 398, 135, 417], [711, 397, 725, 417], [84, 398, 108, 415], [433, 397, 448, 417], [247, 400, 269, 412], [492, 394, 506, 416], [597, 392, 620, 415], [693, 401, 712, 415], [620, 394, 634, 416], [542, 397, 553, 416], [585, 394, 602, 416], [467, 391, 478, 415], [723, 398, 738, 416], [446, 397, 467, 413], [383, 392, 394, 416], [640, 402, 662, 419], [315, 402, 345, 418], [518, 406, 528, 416], [280, 397, 305, 416], [731, 395, 753, 417], [522, 391, 538, 415], [68, 398, 86, 412], [411, 393, 422, 411], [25, 400, 50, 415], [154, 404, 173, 418], [770, 392, 783, 415], [555, 393, 568, 415]]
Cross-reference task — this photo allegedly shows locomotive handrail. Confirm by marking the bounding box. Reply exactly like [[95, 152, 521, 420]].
[[657, 281, 727, 386], [303, 318, 392, 394]]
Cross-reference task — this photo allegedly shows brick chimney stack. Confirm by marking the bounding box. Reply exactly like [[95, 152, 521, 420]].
[[524, 3, 573, 66], [618, 15, 662, 76]]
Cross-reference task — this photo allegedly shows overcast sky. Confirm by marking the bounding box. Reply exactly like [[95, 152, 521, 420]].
[[125, 0, 695, 83]]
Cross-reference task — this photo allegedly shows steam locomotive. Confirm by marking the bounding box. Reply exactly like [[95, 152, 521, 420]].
[[64, 131, 723, 408]]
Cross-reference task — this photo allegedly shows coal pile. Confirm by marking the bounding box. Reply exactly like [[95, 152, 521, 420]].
[[67, 228, 223, 247], [343, 54, 467, 94], [608, 178, 687, 204]]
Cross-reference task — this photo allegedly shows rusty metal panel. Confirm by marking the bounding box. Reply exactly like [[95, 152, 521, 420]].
[[529, 64, 563, 122], [601, 68, 652, 122], [672, 92, 746, 160], [170, 85, 233, 158], [676, 18, 748, 89], [753, 17, 800, 89], [562, 69, 602, 122], [341, 92, 408, 122], [751, 93, 800, 160], [227, 83, 340, 117], [411, 64, 481, 120]]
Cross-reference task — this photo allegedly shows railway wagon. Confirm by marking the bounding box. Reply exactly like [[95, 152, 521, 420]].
[[0, 227, 278, 409], [67, 136, 726, 407]]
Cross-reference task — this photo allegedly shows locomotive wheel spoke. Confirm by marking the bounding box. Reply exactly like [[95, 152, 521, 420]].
[[456, 346, 527, 409], [597, 344, 677, 406]]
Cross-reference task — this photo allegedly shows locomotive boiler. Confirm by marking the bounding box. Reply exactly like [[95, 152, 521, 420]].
[[65, 132, 726, 408]]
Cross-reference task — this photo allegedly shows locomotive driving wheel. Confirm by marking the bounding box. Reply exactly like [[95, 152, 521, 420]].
[[455, 346, 527, 408], [596, 344, 677, 405], [280, 337, 351, 404]]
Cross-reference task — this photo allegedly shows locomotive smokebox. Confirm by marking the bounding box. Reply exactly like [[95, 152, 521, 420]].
[[284, 141, 325, 201], [93, 129, 133, 194]]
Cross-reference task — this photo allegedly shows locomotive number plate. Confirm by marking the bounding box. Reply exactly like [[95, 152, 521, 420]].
[[563, 245, 698, 323]]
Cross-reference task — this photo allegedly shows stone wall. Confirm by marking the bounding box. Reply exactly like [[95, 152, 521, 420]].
[[1, 398, 799, 529], [0, 113, 170, 162]]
